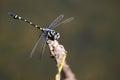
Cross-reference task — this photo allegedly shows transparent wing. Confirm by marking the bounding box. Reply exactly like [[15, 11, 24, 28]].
[[52, 17, 74, 29], [48, 14, 64, 29], [30, 33, 43, 58], [39, 35, 47, 59]]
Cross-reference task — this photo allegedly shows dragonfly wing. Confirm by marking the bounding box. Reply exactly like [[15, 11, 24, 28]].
[[48, 14, 64, 29], [39, 35, 47, 59], [30, 33, 43, 58], [52, 17, 74, 29]]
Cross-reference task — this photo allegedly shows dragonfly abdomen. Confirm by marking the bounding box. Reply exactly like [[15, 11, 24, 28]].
[[8, 12, 42, 30]]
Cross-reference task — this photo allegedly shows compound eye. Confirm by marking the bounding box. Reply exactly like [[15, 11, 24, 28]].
[[54, 33, 60, 39]]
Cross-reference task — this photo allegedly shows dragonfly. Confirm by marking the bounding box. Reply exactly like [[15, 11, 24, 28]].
[[9, 12, 74, 58]]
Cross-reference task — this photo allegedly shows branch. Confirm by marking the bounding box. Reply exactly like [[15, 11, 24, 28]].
[[47, 40, 77, 80]]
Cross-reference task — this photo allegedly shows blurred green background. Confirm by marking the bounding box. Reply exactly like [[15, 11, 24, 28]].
[[0, 0, 120, 80]]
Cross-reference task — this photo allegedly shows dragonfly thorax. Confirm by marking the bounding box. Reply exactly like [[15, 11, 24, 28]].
[[42, 28, 60, 40]]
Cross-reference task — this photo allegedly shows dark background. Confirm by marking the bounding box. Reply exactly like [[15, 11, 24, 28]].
[[0, 0, 120, 80]]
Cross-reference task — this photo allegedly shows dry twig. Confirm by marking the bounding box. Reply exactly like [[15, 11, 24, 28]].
[[47, 40, 77, 80]]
